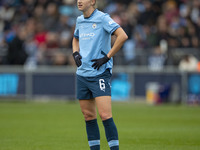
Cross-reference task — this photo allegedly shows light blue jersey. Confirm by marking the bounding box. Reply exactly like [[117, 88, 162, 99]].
[[74, 9, 120, 77]]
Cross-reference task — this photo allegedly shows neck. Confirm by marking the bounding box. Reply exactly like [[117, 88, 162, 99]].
[[83, 7, 95, 18]]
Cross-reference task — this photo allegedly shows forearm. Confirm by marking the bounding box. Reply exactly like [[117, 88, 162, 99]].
[[107, 28, 128, 59], [72, 37, 80, 53]]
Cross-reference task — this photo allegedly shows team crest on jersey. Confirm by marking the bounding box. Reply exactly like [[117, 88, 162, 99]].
[[92, 23, 97, 29], [109, 20, 114, 25]]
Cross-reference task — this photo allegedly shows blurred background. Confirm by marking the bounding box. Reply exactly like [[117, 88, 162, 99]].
[[0, 0, 200, 104]]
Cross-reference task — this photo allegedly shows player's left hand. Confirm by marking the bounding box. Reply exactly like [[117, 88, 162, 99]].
[[91, 56, 110, 70]]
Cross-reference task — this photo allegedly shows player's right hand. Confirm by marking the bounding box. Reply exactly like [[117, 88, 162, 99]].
[[72, 51, 82, 67]]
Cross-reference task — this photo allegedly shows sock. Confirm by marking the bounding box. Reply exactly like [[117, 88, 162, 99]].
[[86, 119, 100, 150], [103, 118, 119, 150]]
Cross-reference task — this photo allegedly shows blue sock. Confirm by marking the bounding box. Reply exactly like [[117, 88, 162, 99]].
[[86, 119, 100, 150], [103, 118, 119, 150]]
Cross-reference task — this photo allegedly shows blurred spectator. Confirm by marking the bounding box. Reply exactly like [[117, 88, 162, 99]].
[[156, 15, 169, 42], [191, 36, 200, 48], [190, 0, 200, 24], [52, 51, 68, 65], [0, 32, 7, 64], [34, 22, 47, 48], [46, 32, 59, 49], [179, 54, 199, 71], [148, 46, 167, 71], [138, 0, 159, 26], [43, 3, 59, 32], [33, 5, 46, 22], [43, 32, 59, 65], [24, 37, 38, 70], [0, 3, 15, 31], [123, 38, 136, 65], [6, 27, 28, 65], [163, 0, 179, 25], [134, 31, 148, 49], [143, 25, 158, 47]]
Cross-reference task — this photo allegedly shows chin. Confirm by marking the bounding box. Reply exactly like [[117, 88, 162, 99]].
[[78, 7, 83, 11]]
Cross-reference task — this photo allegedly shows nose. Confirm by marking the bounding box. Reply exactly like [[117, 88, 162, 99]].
[[77, 0, 82, 5]]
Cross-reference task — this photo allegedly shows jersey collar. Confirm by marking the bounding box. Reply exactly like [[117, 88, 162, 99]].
[[84, 9, 97, 19]]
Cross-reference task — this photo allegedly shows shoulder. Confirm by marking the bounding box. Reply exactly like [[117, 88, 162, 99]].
[[76, 15, 84, 23], [96, 9, 105, 16], [95, 9, 109, 20], [100, 12, 113, 23], [97, 10, 111, 18]]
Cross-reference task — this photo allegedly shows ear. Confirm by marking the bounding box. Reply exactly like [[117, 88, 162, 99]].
[[91, 0, 96, 6]]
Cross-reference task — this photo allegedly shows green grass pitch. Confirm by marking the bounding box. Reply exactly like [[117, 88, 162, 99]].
[[0, 101, 200, 150]]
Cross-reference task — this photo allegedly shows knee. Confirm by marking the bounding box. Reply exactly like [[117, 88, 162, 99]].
[[81, 110, 96, 121], [99, 112, 112, 121]]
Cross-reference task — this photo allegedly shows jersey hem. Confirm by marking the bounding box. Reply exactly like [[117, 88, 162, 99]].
[[76, 68, 112, 77]]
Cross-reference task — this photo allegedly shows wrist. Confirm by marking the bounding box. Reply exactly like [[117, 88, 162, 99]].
[[73, 51, 79, 56], [106, 55, 110, 60], [73, 51, 79, 54], [106, 54, 111, 59]]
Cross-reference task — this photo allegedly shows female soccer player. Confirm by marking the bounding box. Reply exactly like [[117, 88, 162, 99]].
[[72, 0, 128, 149]]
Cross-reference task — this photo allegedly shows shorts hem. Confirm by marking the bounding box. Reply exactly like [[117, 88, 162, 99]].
[[93, 95, 111, 98], [77, 94, 111, 100]]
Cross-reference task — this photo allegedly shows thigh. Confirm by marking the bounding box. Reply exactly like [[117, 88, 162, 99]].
[[79, 99, 97, 120], [95, 96, 112, 120]]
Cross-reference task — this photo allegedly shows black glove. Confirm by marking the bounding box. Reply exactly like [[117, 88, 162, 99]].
[[72, 51, 82, 67], [91, 55, 110, 70]]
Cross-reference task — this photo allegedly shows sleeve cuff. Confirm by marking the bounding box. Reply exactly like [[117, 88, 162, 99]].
[[74, 35, 79, 39], [110, 25, 120, 35]]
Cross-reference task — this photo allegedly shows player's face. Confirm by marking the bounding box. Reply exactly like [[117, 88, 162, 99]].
[[77, 0, 94, 12]]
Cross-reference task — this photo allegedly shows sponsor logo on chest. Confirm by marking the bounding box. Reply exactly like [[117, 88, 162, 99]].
[[79, 23, 99, 40]]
